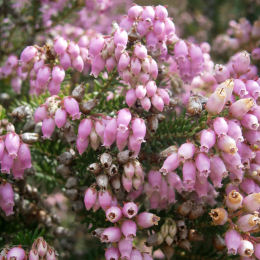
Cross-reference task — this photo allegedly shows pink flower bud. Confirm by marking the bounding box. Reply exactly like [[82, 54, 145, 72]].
[[84, 187, 97, 210], [114, 29, 128, 47], [48, 80, 61, 95], [246, 80, 260, 100], [78, 119, 92, 139], [12, 158, 25, 179], [230, 98, 255, 120], [140, 97, 151, 111], [103, 118, 117, 148], [160, 152, 179, 175], [141, 57, 150, 73], [91, 54, 105, 77], [5, 132, 20, 158], [132, 118, 146, 142], [7, 247, 25, 260], [54, 109, 67, 128], [227, 120, 244, 142], [157, 88, 170, 105], [200, 129, 216, 152], [238, 240, 254, 257], [214, 64, 230, 83], [118, 238, 132, 259], [122, 202, 138, 219], [194, 177, 209, 197], [243, 193, 260, 213], [130, 57, 141, 76], [167, 172, 183, 192], [52, 65, 65, 84], [240, 178, 256, 194], [154, 20, 165, 36], [105, 247, 120, 260], [137, 212, 160, 228], [232, 51, 250, 74], [29, 249, 39, 260], [116, 129, 129, 151], [17, 143, 31, 169], [138, 72, 150, 85], [234, 79, 248, 97], [0, 138, 4, 160], [72, 55, 84, 72], [101, 227, 121, 243], [60, 52, 71, 70], [213, 117, 228, 136], [126, 89, 137, 107], [174, 40, 188, 61], [138, 19, 151, 36], [89, 36, 104, 57], [11, 77, 22, 94], [42, 118, 55, 139], [237, 214, 260, 232], [21, 46, 37, 63], [147, 171, 161, 190], [182, 160, 196, 191], [0, 182, 14, 216], [149, 57, 158, 79], [255, 243, 260, 259], [252, 105, 260, 122], [106, 206, 122, 223], [134, 43, 147, 59], [54, 37, 68, 55], [37, 238, 47, 257], [195, 153, 210, 177], [1, 152, 14, 174], [218, 135, 237, 154], [98, 190, 112, 210], [118, 52, 130, 72], [64, 97, 81, 120], [68, 42, 80, 58], [121, 219, 137, 238], [106, 57, 116, 72], [46, 247, 56, 260], [76, 137, 89, 155], [122, 174, 132, 192], [146, 81, 157, 97], [135, 85, 146, 100], [151, 94, 164, 112], [225, 229, 242, 255], [155, 5, 168, 20], [130, 249, 142, 260], [178, 142, 195, 161], [141, 6, 155, 20], [210, 155, 227, 187], [37, 65, 51, 87], [32, 107, 48, 126], [244, 129, 260, 145], [241, 113, 259, 130], [124, 162, 135, 179], [128, 5, 143, 19], [205, 86, 227, 115]]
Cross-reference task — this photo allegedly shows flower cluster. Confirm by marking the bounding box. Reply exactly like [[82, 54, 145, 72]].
[[0, 55, 26, 94], [210, 191, 260, 258], [213, 18, 260, 55], [1, 237, 57, 260], [91, 201, 159, 260], [1, 1, 260, 259], [0, 130, 31, 179]]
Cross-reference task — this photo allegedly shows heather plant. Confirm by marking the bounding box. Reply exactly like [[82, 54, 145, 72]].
[[0, 0, 260, 259]]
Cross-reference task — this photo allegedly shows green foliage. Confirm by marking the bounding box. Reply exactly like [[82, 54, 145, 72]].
[[31, 140, 66, 193], [13, 228, 46, 247]]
